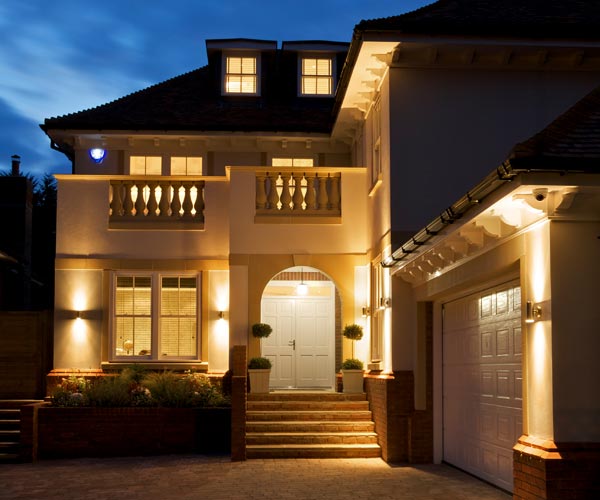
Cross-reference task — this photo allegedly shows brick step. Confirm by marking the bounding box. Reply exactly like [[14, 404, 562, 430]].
[[0, 409, 20, 418], [246, 443, 381, 459], [0, 452, 20, 463], [247, 400, 370, 411], [247, 410, 373, 421], [0, 419, 20, 430], [0, 400, 42, 409], [248, 392, 365, 402], [0, 430, 19, 440], [246, 420, 375, 433], [247, 431, 378, 445], [0, 441, 19, 452]]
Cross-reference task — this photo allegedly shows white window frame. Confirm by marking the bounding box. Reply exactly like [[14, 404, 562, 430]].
[[299, 54, 335, 97], [129, 155, 163, 176], [370, 95, 382, 187], [110, 271, 201, 362], [170, 156, 204, 176], [222, 52, 260, 96], [271, 156, 315, 167]]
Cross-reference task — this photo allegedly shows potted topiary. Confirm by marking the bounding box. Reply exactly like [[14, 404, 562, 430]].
[[251, 323, 272, 338], [342, 323, 363, 358], [341, 358, 364, 393], [248, 356, 272, 393]]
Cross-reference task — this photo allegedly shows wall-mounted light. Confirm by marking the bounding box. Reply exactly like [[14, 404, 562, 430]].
[[361, 306, 371, 317], [218, 311, 226, 320], [296, 267, 308, 295], [89, 148, 106, 164], [379, 297, 391, 310], [526, 301, 542, 323]]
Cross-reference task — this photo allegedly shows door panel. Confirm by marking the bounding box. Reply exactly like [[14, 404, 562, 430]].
[[443, 280, 521, 492]]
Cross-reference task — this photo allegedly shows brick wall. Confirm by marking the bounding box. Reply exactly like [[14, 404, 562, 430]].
[[27, 404, 230, 459], [230, 345, 247, 461], [514, 436, 600, 499]]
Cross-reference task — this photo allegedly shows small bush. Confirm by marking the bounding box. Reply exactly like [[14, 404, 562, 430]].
[[342, 324, 364, 341], [86, 376, 134, 407], [248, 357, 272, 369], [51, 376, 90, 407], [251, 323, 272, 338], [341, 358, 364, 370]]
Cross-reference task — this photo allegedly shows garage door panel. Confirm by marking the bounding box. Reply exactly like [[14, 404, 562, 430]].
[[443, 280, 522, 492]]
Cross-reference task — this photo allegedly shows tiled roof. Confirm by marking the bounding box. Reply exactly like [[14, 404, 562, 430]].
[[42, 65, 336, 134], [510, 86, 600, 167], [356, 0, 600, 39]]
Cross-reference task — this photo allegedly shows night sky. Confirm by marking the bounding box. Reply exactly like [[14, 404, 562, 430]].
[[0, 0, 430, 177]]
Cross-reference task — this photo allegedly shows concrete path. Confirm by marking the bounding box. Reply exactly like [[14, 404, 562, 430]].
[[0, 455, 511, 500]]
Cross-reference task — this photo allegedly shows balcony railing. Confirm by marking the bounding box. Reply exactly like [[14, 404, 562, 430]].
[[109, 177, 204, 228], [255, 170, 341, 217]]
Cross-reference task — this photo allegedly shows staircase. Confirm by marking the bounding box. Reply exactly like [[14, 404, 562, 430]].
[[0, 400, 40, 463], [246, 391, 381, 458]]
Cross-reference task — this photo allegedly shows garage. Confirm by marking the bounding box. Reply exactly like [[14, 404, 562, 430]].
[[442, 280, 522, 492]]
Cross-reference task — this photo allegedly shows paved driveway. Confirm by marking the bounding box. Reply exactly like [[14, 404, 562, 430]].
[[0, 455, 510, 500]]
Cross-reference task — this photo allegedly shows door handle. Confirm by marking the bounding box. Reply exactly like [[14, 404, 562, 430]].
[[288, 339, 296, 350]]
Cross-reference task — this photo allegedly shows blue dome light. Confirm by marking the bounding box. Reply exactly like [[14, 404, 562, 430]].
[[89, 148, 106, 163]]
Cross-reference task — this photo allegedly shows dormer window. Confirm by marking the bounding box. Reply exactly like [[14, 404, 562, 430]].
[[224, 54, 258, 95], [301, 57, 333, 96]]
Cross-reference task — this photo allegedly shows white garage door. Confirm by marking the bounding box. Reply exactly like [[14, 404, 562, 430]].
[[443, 280, 522, 492]]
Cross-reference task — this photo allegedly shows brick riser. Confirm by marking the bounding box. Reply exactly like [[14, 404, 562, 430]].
[[246, 392, 381, 459], [0, 400, 42, 463]]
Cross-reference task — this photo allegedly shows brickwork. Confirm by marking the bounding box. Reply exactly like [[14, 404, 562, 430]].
[[30, 405, 230, 459], [231, 345, 247, 461], [514, 436, 600, 499], [365, 301, 434, 464]]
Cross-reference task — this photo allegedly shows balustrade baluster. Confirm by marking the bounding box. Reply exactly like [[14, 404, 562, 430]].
[[134, 181, 146, 216], [292, 172, 303, 210], [122, 181, 134, 217], [195, 181, 205, 221], [267, 173, 279, 210], [305, 174, 316, 210], [330, 174, 341, 211], [146, 181, 159, 217], [256, 173, 267, 209], [317, 174, 329, 210], [158, 181, 171, 217], [280, 173, 292, 211], [182, 181, 193, 218], [110, 181, 123, 217], [171, 182, 183, 217]]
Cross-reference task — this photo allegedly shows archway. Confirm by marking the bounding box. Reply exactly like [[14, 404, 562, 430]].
[[260, 266, 339, 389]]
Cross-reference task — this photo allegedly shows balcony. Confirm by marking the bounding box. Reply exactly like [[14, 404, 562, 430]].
[[109, 177, 205, 229]]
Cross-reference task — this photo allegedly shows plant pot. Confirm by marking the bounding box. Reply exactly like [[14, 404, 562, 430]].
[[342, 369, 364, 393], [248, 368, 271, 393]]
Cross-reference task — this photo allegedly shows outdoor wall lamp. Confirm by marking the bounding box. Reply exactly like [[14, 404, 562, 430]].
[[88, 148, 106, 163], [379, 297, 391, 310], [525, 301, 542, 323], [218, 311, 226, 320], [296, 267, 308, 295], [362, 306, 371, 317]]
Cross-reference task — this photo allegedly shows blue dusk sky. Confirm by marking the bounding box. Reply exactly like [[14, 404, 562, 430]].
[[0, 0, 431, 178]]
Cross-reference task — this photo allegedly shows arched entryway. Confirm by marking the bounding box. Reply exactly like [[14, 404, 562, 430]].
[[261, 266, 339, 389]]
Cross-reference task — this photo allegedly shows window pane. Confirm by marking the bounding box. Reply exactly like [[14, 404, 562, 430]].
[[227, 57, 242, 74], [316, 59, 331, 76], [160, 276, 197, 358], [293, 158, 314, 167], [226, 75, 241, 93], [240, 57, 256, 74], [187, 157, 202, 175], [115, 275, 152, 357], [130, 156, 146, 175], [303, 58, 317, 76], [272, 158, 293, 167], [146, 157, 161, 175], [240, 75, 256, 93], [171, 157, 186, 175]]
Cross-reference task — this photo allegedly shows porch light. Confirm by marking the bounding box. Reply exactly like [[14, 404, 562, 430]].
[[526, 301, 542, 323], [362, 306, 371, 317], [296, 267, 309, 295], [218, 311, 226, 320], [379, 297, 390, 310], [89, 148, 106, 163]]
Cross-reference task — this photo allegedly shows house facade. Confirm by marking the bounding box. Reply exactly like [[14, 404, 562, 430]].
[[42, 1, 600, 497]]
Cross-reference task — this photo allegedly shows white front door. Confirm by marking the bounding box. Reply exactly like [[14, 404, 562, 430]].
[[262, 296, 334, 388]]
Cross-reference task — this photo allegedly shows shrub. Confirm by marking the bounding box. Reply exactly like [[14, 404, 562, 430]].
[[341, 358, 364, 370], [51, 375, 90, 407], [248, 357, 272, 369], [251, 323, 272, 338], [86, 376, 134, 407], [342, 324, 364, 341]]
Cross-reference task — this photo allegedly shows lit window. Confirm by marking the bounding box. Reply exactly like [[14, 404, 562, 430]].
[[301, 57, 333, 95], [171, 157, 203, 175], [225, 56, 257, 94], [113, 273, 198, 360], [130, 156, 162, 175], [272, 158, 314, 167]]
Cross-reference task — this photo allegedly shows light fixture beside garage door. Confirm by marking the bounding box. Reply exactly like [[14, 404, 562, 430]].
[[526, 301, 542, 323], [296, 267, 309, 295]]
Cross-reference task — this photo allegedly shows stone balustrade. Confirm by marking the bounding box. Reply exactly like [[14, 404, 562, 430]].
[[255, 170, 341, 216], [109, 178, 205, 227]]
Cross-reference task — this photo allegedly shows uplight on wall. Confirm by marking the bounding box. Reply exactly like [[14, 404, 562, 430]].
[[526, 301, 542, 323], [89, 148, 106, 164]]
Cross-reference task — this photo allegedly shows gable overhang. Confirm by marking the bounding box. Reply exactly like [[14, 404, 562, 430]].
[[381, 161, 600, 287], [332, 29, 600, 143]]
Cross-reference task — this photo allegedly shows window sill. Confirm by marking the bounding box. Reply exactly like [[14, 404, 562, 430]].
[[101, 361, 208, 372]]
